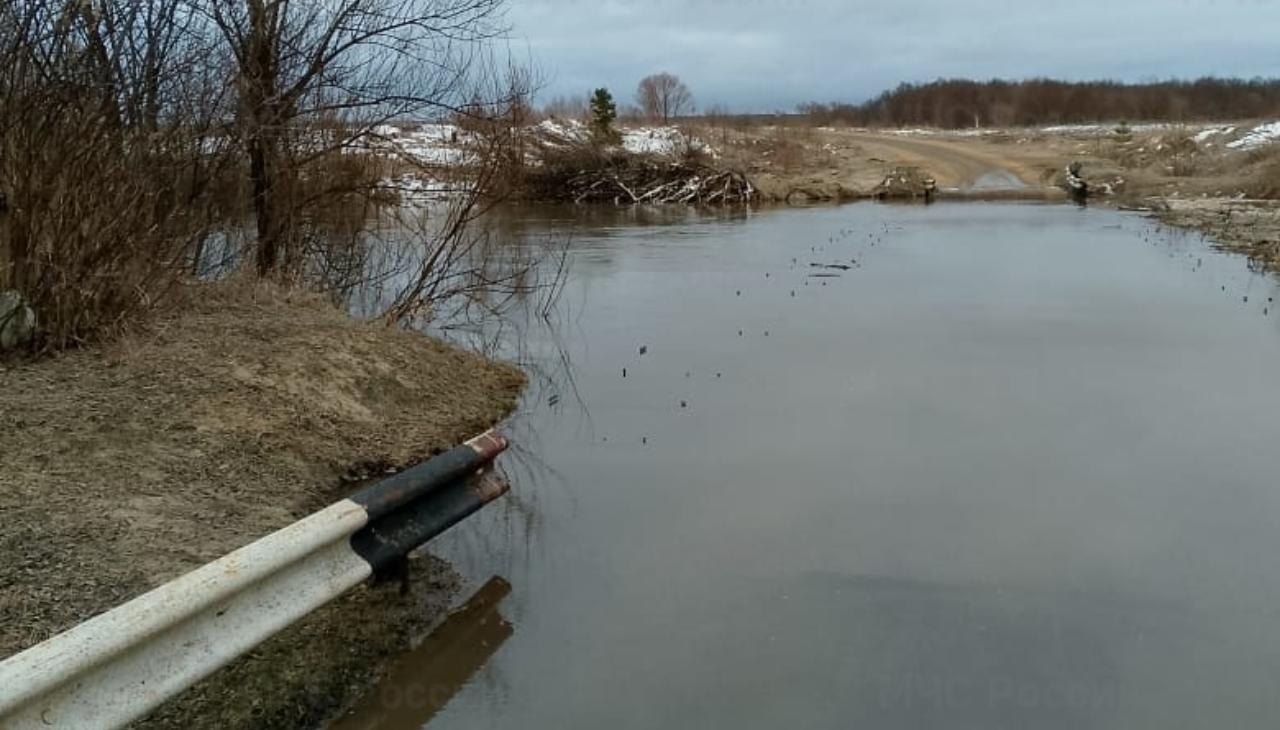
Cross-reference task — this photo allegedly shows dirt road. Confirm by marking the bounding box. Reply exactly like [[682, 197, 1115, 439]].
[[842, 132, 1045, 189], [717, 126, 1064, 201]]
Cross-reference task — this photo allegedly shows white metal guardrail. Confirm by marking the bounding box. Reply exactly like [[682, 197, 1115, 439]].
[[0, 430, 510, 730]]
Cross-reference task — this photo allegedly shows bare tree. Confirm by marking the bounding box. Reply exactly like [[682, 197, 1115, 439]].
[[1, 0, 549, 349], [304, 52, 554, 329], [636, 72, 693, 124], [205, 0, 508, 277]]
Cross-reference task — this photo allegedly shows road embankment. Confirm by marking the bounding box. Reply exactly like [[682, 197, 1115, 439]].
[[0, 281, 525, 729]]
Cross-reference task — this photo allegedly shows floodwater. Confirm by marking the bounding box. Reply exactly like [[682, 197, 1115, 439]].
[[969, 170, 1028, 191], [338, 202, 1280, 729]]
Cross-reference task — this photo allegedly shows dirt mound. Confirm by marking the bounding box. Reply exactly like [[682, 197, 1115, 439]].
[[874, 166, 937, 199], [0, 281, 525, 728]]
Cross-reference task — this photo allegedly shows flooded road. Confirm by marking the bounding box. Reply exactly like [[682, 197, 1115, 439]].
[[344, 202, 1280, 728]]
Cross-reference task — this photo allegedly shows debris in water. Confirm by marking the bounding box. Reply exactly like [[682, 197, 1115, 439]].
[[680, 400, 688, 409], [639, 345, 648, 355]]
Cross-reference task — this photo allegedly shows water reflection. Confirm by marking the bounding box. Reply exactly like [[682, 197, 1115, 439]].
[[329, 577, 514, 730]]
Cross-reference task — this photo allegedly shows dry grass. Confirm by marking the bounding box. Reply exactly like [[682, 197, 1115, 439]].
[[0, 279, 525, 727], [1245, 148, 1280, 199]]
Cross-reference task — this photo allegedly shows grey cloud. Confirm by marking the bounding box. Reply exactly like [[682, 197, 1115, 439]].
[[508, 0, 1280, 111]]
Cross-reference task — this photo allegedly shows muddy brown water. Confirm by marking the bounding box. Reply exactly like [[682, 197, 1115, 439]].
[[337, 202, 1280, 729]]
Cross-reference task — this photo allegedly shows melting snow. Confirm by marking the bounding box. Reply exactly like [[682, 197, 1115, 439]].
[[377, 175, 469, 203], [1226, 122, 1280, 150], [535, 118, 590, 144], [1038, 122, 1191, 135], [380, 124, 472, 165], [534, 118, 715, 157], [1040, 124, 1106, 134], [1193, 126, 1235, 143], [621, 127, 713, 156]]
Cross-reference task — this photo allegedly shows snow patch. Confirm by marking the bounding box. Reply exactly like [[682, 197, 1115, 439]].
[[1226, 122, 1280, 150], [385, 124, 472, 166], [535, 119, 716, 157], [1040, 124, 1106, 134], [1039, 122, 1191, 135], [535, 118, 590, 144], [621, 127, 712, 156], [1192, 126, 1235, 143], [377, 175, 467, 203]]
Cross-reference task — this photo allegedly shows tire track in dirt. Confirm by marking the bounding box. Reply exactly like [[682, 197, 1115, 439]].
[[844, 133, 1044, 189]]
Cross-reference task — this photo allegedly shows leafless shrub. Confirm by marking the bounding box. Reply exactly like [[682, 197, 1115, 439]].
[[207, 0, 510, 278], [1164, 134, 1200, 177], [204, 0, 567, 338], [1, 0, 555, 353], [284, 57, 569, 333], [0, 0, 233, 351], [541, 94, 589, 121]]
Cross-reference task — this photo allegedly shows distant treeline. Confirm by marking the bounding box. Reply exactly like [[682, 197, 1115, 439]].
[[799, 78, 1280, 128]]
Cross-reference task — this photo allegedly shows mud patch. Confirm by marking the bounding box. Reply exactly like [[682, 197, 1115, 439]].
[[1154, 198, 1280, 273]]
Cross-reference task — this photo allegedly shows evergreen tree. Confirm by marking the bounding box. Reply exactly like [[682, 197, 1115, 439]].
[[589, 87, 619, 144]]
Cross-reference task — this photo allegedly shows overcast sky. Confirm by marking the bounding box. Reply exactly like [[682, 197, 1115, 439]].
[[506, 0, 1280, 112]]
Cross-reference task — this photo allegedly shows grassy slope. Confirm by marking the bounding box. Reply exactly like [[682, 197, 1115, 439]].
[[0, 281, 526, 728]]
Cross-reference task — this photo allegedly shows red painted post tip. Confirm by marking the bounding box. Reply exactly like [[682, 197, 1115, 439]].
[[465, 430, 509, 462]]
